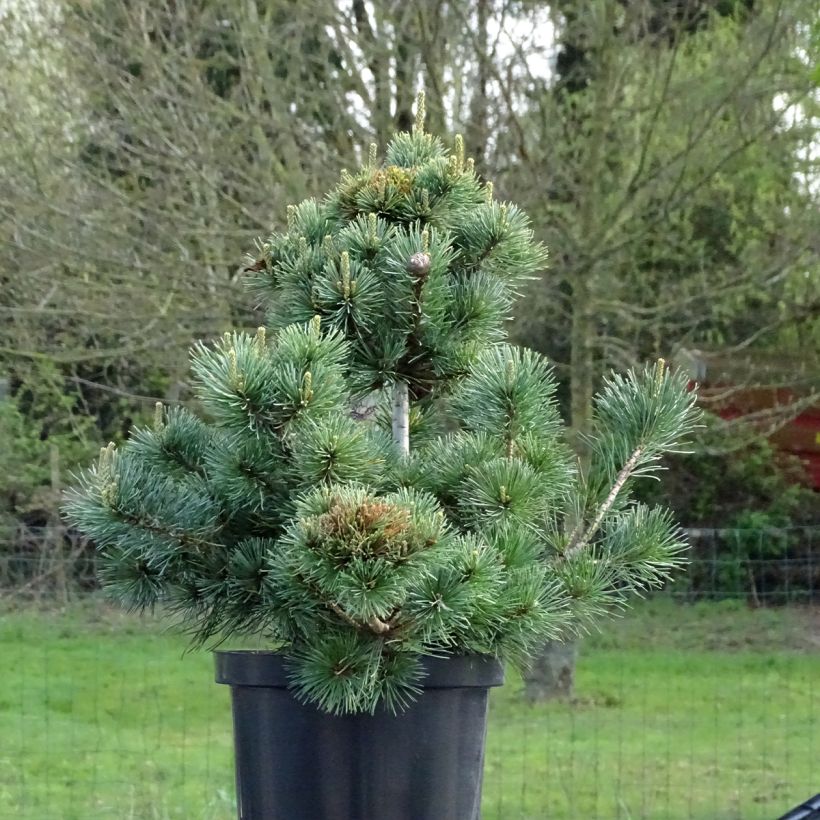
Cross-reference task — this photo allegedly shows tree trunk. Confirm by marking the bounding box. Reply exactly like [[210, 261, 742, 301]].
[[465, 0, 490, 169], [49, 444, 69, 605], [538, 8, 620, 708], [353, 0, 392, 145], [393, 4, 417, 135], [569, 270, 595, 459], [522, 639, 578, 702], [391, 380, 410, 456]]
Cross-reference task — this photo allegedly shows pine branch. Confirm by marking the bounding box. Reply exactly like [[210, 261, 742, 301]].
[[366, 615, 392, 634], [328, 600, 362, 628], [563, 445, 643, 560], [110, 504, 222, 552], [330, 599, 392, 635]]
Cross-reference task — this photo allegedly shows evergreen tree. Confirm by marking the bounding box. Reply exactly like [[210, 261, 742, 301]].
[[65, 97, 700, 714]]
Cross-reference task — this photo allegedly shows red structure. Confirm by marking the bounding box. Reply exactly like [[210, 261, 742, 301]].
[[676, 350, 820, 490]]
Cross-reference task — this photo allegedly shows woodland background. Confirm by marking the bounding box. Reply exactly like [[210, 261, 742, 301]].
[[2, 0, 819, 557]]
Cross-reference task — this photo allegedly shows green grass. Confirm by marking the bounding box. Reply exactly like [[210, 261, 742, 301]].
[[0, 597, 817, 819]]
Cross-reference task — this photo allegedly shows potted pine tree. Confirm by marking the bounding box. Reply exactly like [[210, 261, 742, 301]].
[[65, 97, 699, 820]]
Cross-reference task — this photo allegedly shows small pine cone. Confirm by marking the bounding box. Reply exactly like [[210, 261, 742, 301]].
[[407, 252, 431, 277]]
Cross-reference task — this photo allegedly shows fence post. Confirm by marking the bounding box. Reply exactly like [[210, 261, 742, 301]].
[[49, 445, 68, 605]]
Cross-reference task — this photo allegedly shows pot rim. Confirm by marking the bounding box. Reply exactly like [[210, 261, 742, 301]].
[[214, 650, 504, 689]]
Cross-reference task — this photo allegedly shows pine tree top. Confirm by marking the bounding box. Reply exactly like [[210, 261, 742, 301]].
[[246, 93, 547, 399]]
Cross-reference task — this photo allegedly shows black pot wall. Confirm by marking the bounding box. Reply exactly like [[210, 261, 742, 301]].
[[215, 651, 504, 820]]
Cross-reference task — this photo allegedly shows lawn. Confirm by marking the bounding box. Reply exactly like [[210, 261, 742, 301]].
[[0, 597, 817, 819]]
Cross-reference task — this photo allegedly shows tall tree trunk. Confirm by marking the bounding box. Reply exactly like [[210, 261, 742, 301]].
[[417, 3, 447, 137], [393, 6, 417, 134], [523, 639, 578, 702], [465, 0, 490, 169], [570, 270, 595, 458], [353, 0, 392, 145], [525, 3, 617, 704]]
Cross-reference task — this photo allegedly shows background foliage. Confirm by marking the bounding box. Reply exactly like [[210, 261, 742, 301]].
[[1, 0, 818, 541]]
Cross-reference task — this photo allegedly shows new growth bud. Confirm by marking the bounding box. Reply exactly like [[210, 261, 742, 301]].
[[153, 401, 164, 432], [98, 442, 117, 507], [228, 347, 242, 389], [505, 356, 516, 385], [99, 441, 116, 477], [255, 326, 266, 353], [100, 479, 118, 509], [413, 90, 426, 134], [340, 252, 352, 300], [301, 371, 314, 404], [453, 134, 465, 172], [653, 358, 667, 397]]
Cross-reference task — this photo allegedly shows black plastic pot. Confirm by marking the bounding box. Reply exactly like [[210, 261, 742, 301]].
[[215, 650, 504, 820]]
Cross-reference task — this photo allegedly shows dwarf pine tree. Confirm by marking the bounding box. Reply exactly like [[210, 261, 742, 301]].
[[65, 95, 700, 714]]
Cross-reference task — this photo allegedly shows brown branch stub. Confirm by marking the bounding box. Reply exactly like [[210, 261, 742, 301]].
[[243, 258, 267, 273]]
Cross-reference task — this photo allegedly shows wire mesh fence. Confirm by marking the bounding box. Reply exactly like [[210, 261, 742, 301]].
[[1, 526, 818, 819]]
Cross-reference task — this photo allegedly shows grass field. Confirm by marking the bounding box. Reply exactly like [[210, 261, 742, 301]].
[[0, 597, 817, 819]]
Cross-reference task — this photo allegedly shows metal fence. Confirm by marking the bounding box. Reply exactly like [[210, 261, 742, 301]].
[[1, 526, 818, 819], [0, 524, 96, 602], [3, 517, 819, 590], [4, 524, 818, 604]]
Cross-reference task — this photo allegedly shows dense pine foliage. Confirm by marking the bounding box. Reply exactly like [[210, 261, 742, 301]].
[[65, 106, 700, 714]]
